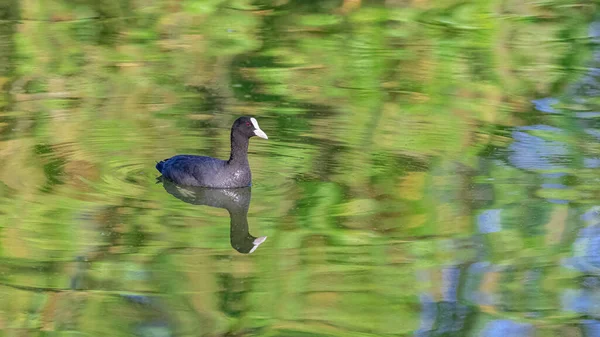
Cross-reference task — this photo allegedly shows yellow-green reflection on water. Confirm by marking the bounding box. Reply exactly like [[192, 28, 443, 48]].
[[0, 0, 599, 336]]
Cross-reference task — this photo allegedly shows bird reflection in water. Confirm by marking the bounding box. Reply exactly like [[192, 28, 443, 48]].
[[158, 177, 267, 254]]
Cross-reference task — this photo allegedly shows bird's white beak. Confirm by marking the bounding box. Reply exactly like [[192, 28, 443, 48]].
[[251, 117, 268, 139], [249, 236, 267, 254]]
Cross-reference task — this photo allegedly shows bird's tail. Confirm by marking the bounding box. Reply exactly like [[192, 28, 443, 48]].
[[155, 159, 167, 173]]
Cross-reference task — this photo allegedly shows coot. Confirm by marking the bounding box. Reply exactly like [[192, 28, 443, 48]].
[[156, 116, 268, 188]]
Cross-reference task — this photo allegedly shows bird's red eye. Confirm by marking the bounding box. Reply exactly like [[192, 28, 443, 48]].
[[246, 122, 251, 126]]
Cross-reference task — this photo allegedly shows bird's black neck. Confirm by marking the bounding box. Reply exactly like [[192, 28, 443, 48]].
[[228, 130, 249, 165]]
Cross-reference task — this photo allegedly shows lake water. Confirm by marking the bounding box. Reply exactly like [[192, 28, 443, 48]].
[[1, 1, 600, 336]]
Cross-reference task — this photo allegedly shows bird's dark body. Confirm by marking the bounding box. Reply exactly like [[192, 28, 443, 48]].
[[156, 155, 251, 188], [155, 116, 266, 188]]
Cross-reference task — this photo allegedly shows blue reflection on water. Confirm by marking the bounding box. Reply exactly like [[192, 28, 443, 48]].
[[583, 319, 600, 337], [479, 319, 534, 337], [532, 97, 559, 113], [509, 125, 569, 171], [585, 158, 600, 168], [477, 209, 502, 234], [563, 220, 600, 272], [415, 293, 437, 337]]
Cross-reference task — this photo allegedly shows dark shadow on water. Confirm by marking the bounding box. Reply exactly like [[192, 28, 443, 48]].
[[157, 177, 267, 254]]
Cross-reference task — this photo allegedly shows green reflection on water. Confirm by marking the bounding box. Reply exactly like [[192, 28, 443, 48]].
[[0, 0, 599, 336]]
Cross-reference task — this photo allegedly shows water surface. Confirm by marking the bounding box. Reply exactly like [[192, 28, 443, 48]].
[[0, 1, 599, 336]]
